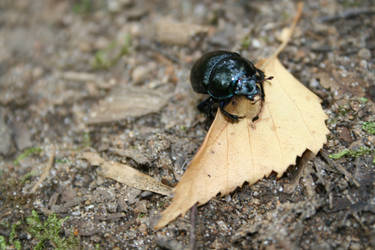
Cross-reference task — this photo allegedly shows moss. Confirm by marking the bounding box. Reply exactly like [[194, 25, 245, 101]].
[[26, 210, 79, 250], [339, 0, 362, 7], [241, 35, 251, 50], [337, 105, 350, 116], [138, 213, 146, 218], [55, 158, 70, 164], [0, 221, 22, 250], [75, 132, 92, 151], [92, 34, 132, 70], [329, 146, 374, 162], [82, 132, 92, 148], [14, 147, 42, 165], [20, 171, 37, 184], [362, 121, 375, 135], [72, 0, 93, 14], [359, 97, 368, 103], [329, 149, 350, 160]]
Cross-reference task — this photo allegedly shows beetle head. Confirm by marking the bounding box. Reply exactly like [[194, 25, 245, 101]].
[[234, 78, 258, 100]]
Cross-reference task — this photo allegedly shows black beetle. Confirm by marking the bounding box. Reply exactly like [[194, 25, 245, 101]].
[[190, 50, 272, 121]]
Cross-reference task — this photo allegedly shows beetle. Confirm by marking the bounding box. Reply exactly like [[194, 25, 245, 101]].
[[190, 50, 273, 121]]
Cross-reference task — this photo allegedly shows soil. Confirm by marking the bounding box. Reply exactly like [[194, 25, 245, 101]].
[[0, 0, 374, 249]]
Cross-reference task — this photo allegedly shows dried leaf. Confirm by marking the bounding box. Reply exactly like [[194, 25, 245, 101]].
[[155, 18, 209, 46], [86, 85, 172, 124], [155, 56, 329, 229], [82, 152, 172, 196]]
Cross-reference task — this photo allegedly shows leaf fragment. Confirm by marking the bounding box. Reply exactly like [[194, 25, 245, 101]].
[[81, 152, 172, 196], [86, 85, 172, 124]]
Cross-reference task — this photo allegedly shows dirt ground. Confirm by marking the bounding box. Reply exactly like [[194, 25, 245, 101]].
[[0, 0, 375, 249]]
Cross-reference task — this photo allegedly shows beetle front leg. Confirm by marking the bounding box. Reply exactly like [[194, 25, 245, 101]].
[[256, 68, 273, 101], [197, 96, 213, 113], [259, 82, 265, 100], [219, 99, 243, 122]]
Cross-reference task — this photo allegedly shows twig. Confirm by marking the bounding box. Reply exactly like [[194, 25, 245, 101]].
[[283, 150, 314, 194], [319, 8, 375, 23], [61, 71, 97, 82], [189, 204, 197, 250], [351, 212, 369, 232], [272, 2, 304, 59], [31, 145, 56, 193], [320, 150, 360, 188], [257, 2, 303, 70]]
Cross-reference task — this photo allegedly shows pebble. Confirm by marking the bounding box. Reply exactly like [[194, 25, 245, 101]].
[[134, 200, 148, 214], [217, 220, 229, 231], [124, 187, 142, 204], [252, 39, 261, 48], [140, 191, 153, 198], [349, 242, 362, 250], [357, 48, 371, 60], [132, 64, 154, 84], [14, 124, 32, 150], [309, 78, 320, 88], [106, 202, 118, 213]]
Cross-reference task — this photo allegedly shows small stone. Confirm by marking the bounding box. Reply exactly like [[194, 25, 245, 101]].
[[349, 242, 361, 250], [124, 186, 141, 204], [118, 198, 128, 212], [134, 200, 148, 214], [155, 18, 208, 46], [139, 223, 147, 234], [359, 60, 368, 69], [106, 202, 118, 213], [217, 220, 228, 231], [337, 126, 352, 143], [14, 124, 32, 150], [309, 78, 320, 88], [90, 235, 101, 243], [132, 65, 150, 85], [357, 48, 371, 60], [107, 0, 121, 12], [367, 136, 375, 146], [251, 39, 261, 48], [79, 220, 97, 236], [140, 191, 153, 198], [95, 187, 116, 202]]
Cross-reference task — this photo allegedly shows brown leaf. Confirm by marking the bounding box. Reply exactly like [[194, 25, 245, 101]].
[[81, 152, 172, 196], [86, 85, 172, 124], [155, 18, 209, 46], [155, 56, 329, 229]]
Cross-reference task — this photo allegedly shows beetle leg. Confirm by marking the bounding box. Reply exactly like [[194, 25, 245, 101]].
[[256, 68, 273, 101], [259, 82, 265, 100], [219, 100, 243, 121], [197, 97, 213, 113]]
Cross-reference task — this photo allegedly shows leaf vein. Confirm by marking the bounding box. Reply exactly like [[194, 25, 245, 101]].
[[265, 103, 283, 164], [275, 73, 318, 145]]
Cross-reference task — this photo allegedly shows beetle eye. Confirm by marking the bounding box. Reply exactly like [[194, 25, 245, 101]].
[[247, 83, 254, 92]]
